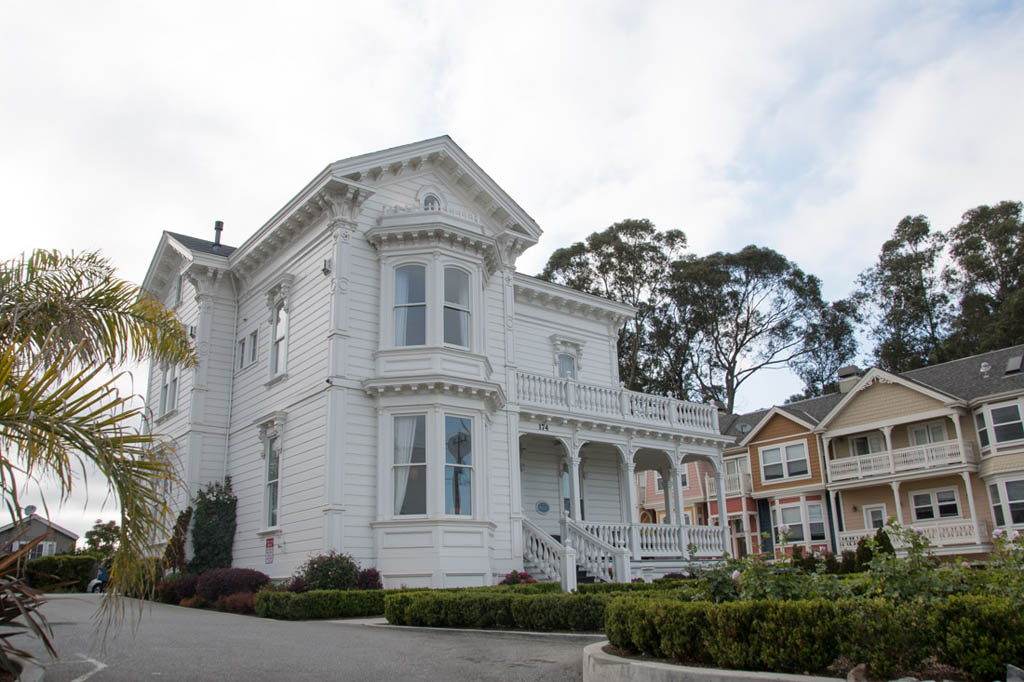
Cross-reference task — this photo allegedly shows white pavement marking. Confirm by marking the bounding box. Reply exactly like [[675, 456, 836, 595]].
[[68, 654, 108, 682]]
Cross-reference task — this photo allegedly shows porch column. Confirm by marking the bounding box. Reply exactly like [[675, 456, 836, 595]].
[[741, 500, 751, 557], [882, 425, 894, 473], [670, 464, 686, 559], [961, 471, 982, 544], [715, 470, 728, 555], [828, 489, 842, 554], [660, 468, 673, 524], [890, 481, 903, 524], [621, 461, 641, 560], [568, 455, 582, 521]]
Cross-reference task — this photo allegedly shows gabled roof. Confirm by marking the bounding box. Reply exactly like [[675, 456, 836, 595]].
[[721, 391, 843, 445], [0, 513, 79, 540], [815, 367, 958, 431]]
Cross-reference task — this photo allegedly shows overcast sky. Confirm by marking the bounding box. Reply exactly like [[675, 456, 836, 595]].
[[2, 1, 1022, 537]]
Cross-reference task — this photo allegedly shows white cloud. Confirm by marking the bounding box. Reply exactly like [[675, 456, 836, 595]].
[[1, 0, 1021, 445]]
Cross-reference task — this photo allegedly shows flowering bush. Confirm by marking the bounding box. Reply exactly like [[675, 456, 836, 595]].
[[498, 570, 535, 585]]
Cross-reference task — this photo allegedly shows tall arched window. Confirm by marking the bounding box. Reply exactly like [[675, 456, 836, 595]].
[[443, 267, 470, 347], [423, 194, 441, 211], [395, 265, 426, 346], [271, 300, 288, 375]]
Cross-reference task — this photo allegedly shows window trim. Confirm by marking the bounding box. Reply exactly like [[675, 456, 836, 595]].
[[394, 263, 428, 347], [850, 433, 885, 457], [256, 412, 287, 531], [988, 401, 1024, 444], [158, 363, 179, 417], [988, 478, 1024, 527], [909, 486, 961, 522], [443, 413, 473, 517], [236, 329, 259, 371], [264, 274, 293, 381], [758, 439, 812, 484], [442, 266, 471, 349], [392, 412, 429, 518], [908, 420, 947, 446], [864, 503, 888, 530]]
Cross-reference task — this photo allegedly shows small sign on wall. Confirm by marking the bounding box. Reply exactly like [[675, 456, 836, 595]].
[[265, 537, 274, 564]]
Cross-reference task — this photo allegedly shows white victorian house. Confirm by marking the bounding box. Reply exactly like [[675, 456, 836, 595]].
[[142, 136, 731, 590]]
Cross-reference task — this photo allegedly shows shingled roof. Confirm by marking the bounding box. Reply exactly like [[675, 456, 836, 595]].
[[721, 344, 1024, 439], [166, 231, 236, 257]]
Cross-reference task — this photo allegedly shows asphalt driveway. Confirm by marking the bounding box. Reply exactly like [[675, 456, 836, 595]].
[[20, 594, 602, 682]]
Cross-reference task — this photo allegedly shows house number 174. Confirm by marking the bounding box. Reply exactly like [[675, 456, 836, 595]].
[[537, 423, 549, 431]]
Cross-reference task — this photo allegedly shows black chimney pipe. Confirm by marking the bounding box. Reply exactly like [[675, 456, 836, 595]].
[[214, 220, 224, 245]]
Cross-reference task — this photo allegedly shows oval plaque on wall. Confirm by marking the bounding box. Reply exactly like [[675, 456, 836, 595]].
[[536, 501, 550, 514]]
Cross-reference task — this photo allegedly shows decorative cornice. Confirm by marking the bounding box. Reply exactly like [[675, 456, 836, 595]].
[[366, 219, 502, 276], [231, 176, 375, 284], [513, 274, 636, 326], [361, 375, 507, 411]]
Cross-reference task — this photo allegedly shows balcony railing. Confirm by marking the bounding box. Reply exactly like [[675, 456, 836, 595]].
[[515, 371, 719, 434], [827, 440, 976, 482], [836, 519, 989, 551], [705, 472, 752, 497], [575, 520, 726, 559]]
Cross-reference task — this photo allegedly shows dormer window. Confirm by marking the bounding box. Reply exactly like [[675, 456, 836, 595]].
[[395, 264, 426, 346], [443, 267, 470, 347], [423, 194, 441, 211]]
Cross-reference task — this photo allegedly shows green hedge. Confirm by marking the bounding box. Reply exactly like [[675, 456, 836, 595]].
[[385, 591, 613, 632], [25, 555, 98, 592], [606, 595, 1024, 682]]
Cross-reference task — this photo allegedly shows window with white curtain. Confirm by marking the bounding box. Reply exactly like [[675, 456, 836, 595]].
[[159, 364, 178, 415], [394, 265, 426, 346], [265, 435, 280, 527], [443, 267, 470, 348], [393, 415, 427, 515], [556, 353, 576, 379], [270, 300, 288, 375]]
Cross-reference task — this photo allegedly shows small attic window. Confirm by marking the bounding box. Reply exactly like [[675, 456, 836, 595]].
[[1005, 355, 1023, 375], [423, 194, 441, 211]]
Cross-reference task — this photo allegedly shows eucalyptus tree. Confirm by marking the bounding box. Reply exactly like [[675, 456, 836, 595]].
[[540, 219, 688, 392], [856, 215, 950, 373], [944, 200, 1024, 355], [666, 245, 825, 413]]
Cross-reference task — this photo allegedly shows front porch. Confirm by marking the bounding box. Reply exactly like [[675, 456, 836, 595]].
[[515, 391, 731, 589]]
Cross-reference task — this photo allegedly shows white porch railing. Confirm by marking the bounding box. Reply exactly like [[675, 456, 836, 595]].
[[564, 518, 628, 582], [705, 472, 751, 497], [576, 520, 725, 559], [827, 440, 976, 482], [515, 371, 719, 434], [836, 519, 990, 552], [522, 518, 563, 582]]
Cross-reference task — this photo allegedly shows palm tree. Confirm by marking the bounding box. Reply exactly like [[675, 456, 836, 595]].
[[0, 249, 195, 616]]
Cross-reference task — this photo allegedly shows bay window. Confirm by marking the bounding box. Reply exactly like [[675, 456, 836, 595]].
[[990, 403, 1024, 443], [443, 267, 470, 347], [989, 479, 1024, 526], [393, 415, 427, 515], [975, 412, 989, 447], [394, 265, 427, 346], [444, 416, 472, 515]]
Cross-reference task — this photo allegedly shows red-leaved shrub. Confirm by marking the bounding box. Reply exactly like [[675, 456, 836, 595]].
[[196, 568, 269, 602], [215, 592, 256, 614], [356, 568, 382, 590], [180, 595, 206, 609], [175, 574, 199, 600]]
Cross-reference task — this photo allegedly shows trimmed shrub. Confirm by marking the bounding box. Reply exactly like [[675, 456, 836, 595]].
[[255, 588, 410, 620], [934, 595, 1024, 682], [215, 592, 256, 614], [355, 568, 382, 591], [387, 590, 611, 632], [156, 573, 186, 604], [180, 595, 206, 608], [293, 552, 359, 591], [196, 567, 269, 602], [25, 555, 98, 592]]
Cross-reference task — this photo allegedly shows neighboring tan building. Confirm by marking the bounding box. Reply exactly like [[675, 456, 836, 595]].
[[142, 136, 732, 591], [0, 514, 79, 558], [706, 345, 1024, 558]]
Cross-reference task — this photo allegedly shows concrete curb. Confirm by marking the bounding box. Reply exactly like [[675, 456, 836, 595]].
[[582, 642, 842, 682], [328, 617, 606, 642]]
